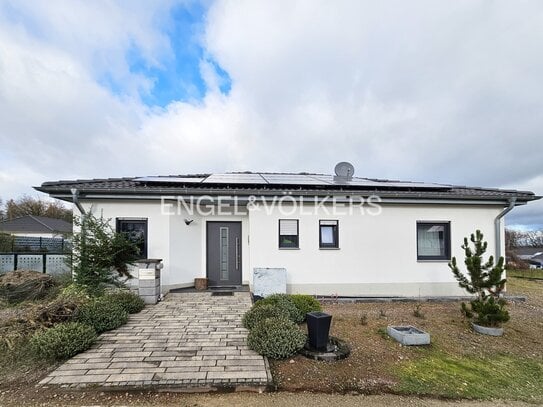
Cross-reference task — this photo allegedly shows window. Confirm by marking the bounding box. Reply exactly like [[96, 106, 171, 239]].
[[319, 220, 339, 248], [116, 218, 148, 259], [417, 222, 451, 260], [279, 219, 299, 248]]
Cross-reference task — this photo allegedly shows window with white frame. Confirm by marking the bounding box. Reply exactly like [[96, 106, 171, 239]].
[[319, 220, 339, 248], [416, 222, 451, 260], [279, 219, 299, 248]]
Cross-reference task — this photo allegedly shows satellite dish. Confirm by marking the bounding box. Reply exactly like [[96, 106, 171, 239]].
[[334, 162, 355, 179]]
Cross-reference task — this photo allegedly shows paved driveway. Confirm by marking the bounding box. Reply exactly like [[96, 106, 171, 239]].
[[40, 292, 271, 390]]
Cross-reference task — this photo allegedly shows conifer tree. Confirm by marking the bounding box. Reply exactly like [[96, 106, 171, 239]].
[[449, 230, 509, 327], [68, 214, 140, 295]]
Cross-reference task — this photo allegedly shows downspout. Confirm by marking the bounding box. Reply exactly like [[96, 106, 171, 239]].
[[70, 188, 86, 279], [70, 188, 86, 215], [495, 197, 516, 260]]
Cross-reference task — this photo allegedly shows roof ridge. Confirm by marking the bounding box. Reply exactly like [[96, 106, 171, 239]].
[[28, 215, 55, 232]]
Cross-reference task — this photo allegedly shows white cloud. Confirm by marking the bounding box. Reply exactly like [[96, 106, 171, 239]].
[[0, 0, 542, 226], [503, 174, 543, 228], [0, 0, 174, 96]]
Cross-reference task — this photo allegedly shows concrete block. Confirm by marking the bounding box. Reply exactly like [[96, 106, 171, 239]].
[[253, 267, 287, 297], [139, 279, 160, 288], [387, 325, 430, 346], [141, 295, 159, 304], [139, 287, 159, 296]]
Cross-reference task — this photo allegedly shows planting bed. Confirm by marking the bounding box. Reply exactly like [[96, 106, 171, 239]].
[[271, 277, 543, 401]]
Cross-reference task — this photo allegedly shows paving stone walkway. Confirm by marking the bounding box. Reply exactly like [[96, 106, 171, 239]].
[[39, 292, 271, 390]]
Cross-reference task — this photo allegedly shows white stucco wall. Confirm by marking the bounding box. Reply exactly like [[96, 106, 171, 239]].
[[78, 199, 505, 297], [79, 200, 251, 291], [247, 203, 504, 297]]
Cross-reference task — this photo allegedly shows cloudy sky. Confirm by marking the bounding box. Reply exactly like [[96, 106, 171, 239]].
[[0, 0, 542, 228]]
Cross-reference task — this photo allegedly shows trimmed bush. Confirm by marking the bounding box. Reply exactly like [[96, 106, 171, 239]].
[[30, 322, 96, 360], [76, 297, 128, 333], [106, 291, 145, 314], [242, 303, 290, 330], [290, 294, 322, 319], [247, 317, 306, 359], [256, 294, 304, 324]]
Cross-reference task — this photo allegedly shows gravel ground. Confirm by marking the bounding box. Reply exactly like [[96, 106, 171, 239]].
[[0, 390, 536, 407]]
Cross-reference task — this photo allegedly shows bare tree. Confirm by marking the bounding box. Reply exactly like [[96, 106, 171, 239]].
[[505, 228, 521, 249], [523, 231, 543, 248], [4, 195, 72, 223]]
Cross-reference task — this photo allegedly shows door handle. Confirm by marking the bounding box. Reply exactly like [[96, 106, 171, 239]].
[[236, 237, 240, 270]]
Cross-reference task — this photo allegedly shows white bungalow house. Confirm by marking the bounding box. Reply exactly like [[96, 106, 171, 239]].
[[35, 164, 540, 297]]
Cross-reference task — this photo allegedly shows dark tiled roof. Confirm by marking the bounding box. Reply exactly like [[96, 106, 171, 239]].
[[512, 247, 543, 257], [34, 172, 540, 203], [0, 215, 72, 234]]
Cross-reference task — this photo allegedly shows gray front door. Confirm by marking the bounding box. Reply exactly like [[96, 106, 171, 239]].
[[206, 222, 242, 287]]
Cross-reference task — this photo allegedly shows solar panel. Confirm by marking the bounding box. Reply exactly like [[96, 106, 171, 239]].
[[134, 176, 205, 183], [203, 173, 267, 184], [261, 174, 326, 185], [134, 173, 452, 190]]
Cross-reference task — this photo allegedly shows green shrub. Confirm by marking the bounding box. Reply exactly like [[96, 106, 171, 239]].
[[76, 297, 128, 333], [247, 317, 306, 359], [58, 283, 91, 304], [242, 303, 290, 330], [256, 294, 304, 324], [106, 291, 145, 314], [30, 322, 96, 360], [69, 214, 141, 294], [290, 294, 322, 319], [464, 296, 510, 327]]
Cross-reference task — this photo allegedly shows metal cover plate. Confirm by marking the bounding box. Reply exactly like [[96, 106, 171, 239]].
[[139, 269, 158, 280]]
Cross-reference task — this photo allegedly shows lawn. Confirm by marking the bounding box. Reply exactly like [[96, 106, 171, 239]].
[[507, 268, 543, 280], [271, 276, 543, 403]]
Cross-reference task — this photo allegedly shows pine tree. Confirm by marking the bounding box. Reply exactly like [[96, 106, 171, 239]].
[[68, 214, 140, 295], [449, 230, 509, 327]]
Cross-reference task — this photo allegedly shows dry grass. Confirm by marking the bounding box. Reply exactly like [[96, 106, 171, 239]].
[[271, 277, 543, 401]]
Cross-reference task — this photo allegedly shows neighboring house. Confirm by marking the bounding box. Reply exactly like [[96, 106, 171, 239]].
[[35, 164, 540, 297], [0, 215, 72, 238], [512, 247, 543, 269]]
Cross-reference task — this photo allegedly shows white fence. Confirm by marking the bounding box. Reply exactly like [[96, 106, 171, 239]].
[[0, 253, 70, 275]]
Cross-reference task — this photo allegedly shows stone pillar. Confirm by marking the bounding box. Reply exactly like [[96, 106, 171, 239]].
[[137, 259, 163, 304]]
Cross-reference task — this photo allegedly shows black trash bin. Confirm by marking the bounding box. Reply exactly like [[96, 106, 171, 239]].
[[306, 311, 332, 350]]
